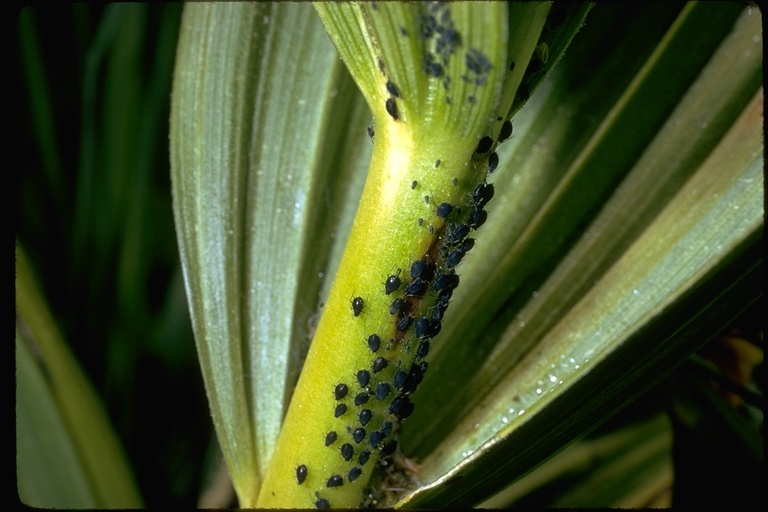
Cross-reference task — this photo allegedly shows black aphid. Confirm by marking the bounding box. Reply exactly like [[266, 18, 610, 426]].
[[380, 439, 398, 458], [390, 297, 405, 315], [334, 383, 348, 401], [315, 497, 330, 509], [334, 403, 347, 418], [475, 135, 493, 154], [381, 420, 393, 436], [358, 449, 371, 466], [446, 248, 466, 269], [372, 356, 388, 373], [433, 272, 460, 293], [367, 334, 381, 352], [352, 297, 364, 317], [327, 474, 343, 488], [340, 443, 354, 461], [405, 278, 428, 297], [415, 361, 429, 384], [462, 238, 476, 253], [498, 120, 513, 142], [397, 401, 415, 420], [436, 288, 451, 306], [488, 152, 499, 173], [435, 159, 441, 168], [431, 301, 448, 322], [389, 395, 415, 419], [411, 180, 417, 189], [396, 315, 412, 332], [386, 80, 400, 97], [427, 61, 444, 77], [468, 207, 488, 230], [465, 48, 492, 75], [416, 339, 431, 359], [296, 464, 308, 485], [437, 288, 454, 307], [367, 124, 375, 140], [402, 362, 428, 395], [369, 430, 384, 448], [375, 382, 390, 400], [348, 467, 362, 482], [385, 272, 402, 294], [414, 318, 430, 338], [385, 97, 399, 120], [325, 431, 337, 446], [357, 369, 370, 388], [446, 222, 470, 244], [353, 427, 366, 443], [393, 369, 407, 390], [354, 392, 370, 406], [436, 202, 453, 219], [359, 408, 373, 426], [472, 182, 494, 209], [389, 396, 409, 413], [410, 260, 427, 280]]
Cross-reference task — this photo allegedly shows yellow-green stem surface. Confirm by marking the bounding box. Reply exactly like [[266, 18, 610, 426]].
[[257, 116, 486, 507]]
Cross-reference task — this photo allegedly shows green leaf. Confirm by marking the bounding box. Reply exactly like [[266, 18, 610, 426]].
[[170, 3, 371, 505], [16, 244, 143, 508], [16, 331, 96, 508], [480, 412, 674, 507]]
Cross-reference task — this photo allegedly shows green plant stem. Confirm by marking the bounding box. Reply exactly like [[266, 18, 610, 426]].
[[256, 110, 488, 508]]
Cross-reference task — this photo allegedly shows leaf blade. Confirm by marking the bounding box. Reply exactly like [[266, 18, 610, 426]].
[[170, 3, 372, 504], [16, 244, 143, 508], [400, 84, 763, 507]]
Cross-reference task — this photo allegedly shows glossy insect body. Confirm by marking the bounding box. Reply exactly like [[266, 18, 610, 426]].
[[351, 297, 364, 316], [296, 465, 308, 485]]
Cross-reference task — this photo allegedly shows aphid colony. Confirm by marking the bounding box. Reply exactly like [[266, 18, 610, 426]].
[[387, 1, 498, 120], [299, 139, 501, 509]]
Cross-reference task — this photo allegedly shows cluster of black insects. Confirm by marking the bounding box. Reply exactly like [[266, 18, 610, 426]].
[[419, 1, 460, 82], [386, 0, 494, 118], [298, 119, 511, 509], [385, 79, 400, 122]]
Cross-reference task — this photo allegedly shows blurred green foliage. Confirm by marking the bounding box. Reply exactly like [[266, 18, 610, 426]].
[[17, 4, 216, 506]]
